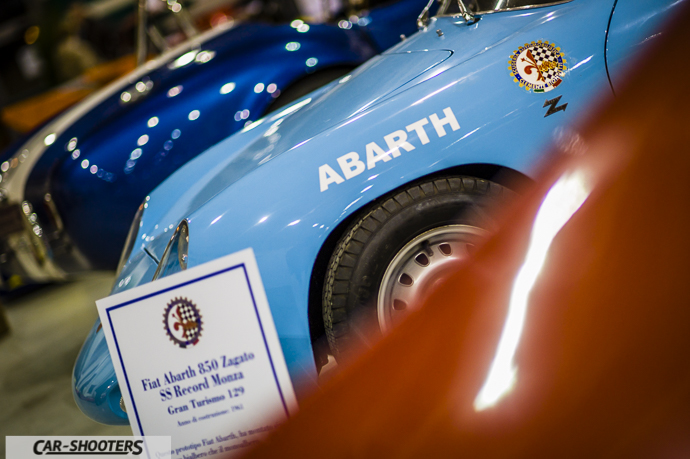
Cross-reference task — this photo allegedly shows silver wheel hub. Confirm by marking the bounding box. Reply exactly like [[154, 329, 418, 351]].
[[377, 225, 487, 334]]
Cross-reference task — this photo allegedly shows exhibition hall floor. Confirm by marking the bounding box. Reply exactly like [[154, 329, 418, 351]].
[[0, 273, 130, 455]]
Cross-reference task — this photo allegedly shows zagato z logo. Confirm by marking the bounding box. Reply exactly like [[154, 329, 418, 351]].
[[164, 297, 203, 348]]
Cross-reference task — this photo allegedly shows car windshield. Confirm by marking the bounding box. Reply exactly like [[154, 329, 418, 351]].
[[443, 0, 567, 14]]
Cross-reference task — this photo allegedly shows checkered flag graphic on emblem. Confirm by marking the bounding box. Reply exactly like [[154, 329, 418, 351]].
[[531, 45, 559, 80], [164, 297, 203, 348], [178, 302, 197, 339]]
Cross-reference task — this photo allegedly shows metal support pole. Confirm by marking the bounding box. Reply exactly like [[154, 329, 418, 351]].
[[136, 0, 148, 67]]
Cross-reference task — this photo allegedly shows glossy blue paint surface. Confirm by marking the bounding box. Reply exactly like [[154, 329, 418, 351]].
[[20, 0, 425, 272], [73, 320, 130, 424], [606, 0, 686, 92], [75, 0, 684, 425]]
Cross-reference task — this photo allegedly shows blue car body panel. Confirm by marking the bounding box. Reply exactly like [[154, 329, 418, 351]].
[[74, 0, 684, 425], [73, 320, 131, 423], [605, 0, 686, 92]]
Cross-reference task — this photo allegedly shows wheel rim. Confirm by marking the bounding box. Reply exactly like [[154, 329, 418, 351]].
[[377, 224, 488, 334]]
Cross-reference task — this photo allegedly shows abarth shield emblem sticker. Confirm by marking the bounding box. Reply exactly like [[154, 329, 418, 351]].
[[509, 40, 567, 93], [164, 297, 203, 348]]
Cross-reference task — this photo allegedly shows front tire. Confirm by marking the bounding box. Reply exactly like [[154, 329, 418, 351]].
[[322, 176, 512, 360]]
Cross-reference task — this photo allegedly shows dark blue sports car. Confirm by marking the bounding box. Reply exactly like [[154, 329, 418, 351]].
[[0, 0, 425, 289]]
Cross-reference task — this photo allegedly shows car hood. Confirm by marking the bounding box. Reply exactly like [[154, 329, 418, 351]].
[[133, 8, 576, 264]]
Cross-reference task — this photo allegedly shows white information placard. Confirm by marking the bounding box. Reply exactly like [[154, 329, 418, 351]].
[[97, 248, 297, 458]]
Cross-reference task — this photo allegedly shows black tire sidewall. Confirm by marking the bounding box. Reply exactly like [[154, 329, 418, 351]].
[[343, 191, 496, 328]]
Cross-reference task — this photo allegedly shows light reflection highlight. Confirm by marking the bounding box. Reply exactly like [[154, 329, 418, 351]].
[[167, 86, 183, 98], [195, 50, 215, 63], [44, 133, 56, 146], [569, 55, 593, 72], [474, 170, 591, 411], [241, 118, 264, 132], [234, 109, 250, 121], [459, 127, 480, 140], [220, 82, 236, 94], [171, 51, 198, 69], [285, 42, 300, 51], [188, 110, 200, 121], [270, 98, 311, 121], [263, 118, 283, 137], [148, 117, 159, 128]]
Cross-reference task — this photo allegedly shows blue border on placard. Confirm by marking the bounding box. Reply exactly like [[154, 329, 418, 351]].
[[106, 262, 290, 436]]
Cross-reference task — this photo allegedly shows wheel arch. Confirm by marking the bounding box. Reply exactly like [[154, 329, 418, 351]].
[[306, 163, 532, 367]]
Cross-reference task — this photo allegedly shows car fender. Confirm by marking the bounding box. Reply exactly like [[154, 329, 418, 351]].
[[164, 1, 619, 385], [72, 319, 131, 425]]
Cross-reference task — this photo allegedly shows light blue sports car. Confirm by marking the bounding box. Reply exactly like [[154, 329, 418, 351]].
[[74, 0, 684, 425]]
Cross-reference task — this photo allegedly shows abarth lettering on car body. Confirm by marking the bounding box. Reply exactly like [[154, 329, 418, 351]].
[[318, 107, 461, 192]]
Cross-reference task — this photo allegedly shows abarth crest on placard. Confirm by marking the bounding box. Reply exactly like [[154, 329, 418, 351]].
[[509, 40, 567, 93], [164, 297, 203, 348]]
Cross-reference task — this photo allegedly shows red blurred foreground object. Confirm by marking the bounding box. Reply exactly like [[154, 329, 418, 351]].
[[241, 7, 690, 458]]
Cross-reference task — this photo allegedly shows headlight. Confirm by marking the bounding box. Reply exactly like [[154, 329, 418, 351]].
[[153, 220, 189, 280], [114, 202, 145, 279]]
